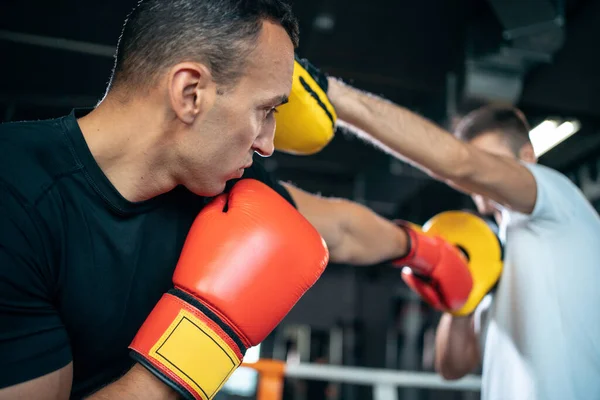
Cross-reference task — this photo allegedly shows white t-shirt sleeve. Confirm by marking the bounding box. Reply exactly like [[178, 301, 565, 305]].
[[524, 163, 579, 222]]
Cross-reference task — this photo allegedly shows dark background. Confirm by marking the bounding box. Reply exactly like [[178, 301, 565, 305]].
[[2, 0, 599, 399]]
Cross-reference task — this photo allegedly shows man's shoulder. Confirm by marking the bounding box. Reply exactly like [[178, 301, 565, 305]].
[[530, 163, 596, 214], [522, 163, 590, 202], [524, 163, 571, 186], [0, 116, 80, 204]]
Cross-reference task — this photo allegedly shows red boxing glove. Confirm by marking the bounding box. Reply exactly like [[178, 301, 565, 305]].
[[129, 179, 329, 400], [393, 223, 473, 313]]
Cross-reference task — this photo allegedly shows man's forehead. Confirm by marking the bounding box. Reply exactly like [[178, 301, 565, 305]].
[[246, 21, 294, 72], [470, 132, 513, 156], [243, 55, 293, 96], [470, 130, 504, 145]]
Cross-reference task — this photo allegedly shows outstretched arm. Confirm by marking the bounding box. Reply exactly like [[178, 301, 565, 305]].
[[326, 78, 537, 214], [282, 182, 409, 265]]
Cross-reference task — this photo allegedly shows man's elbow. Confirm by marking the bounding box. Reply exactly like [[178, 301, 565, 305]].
[[441, 144, 475, 182], [327, 243, 352, 264], [435, 359, 469, 381], [320, 199, 385, 266], [434, 349, 478, 381]]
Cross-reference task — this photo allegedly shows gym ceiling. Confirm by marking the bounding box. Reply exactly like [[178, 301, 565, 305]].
[[1, 0, 599, 221]]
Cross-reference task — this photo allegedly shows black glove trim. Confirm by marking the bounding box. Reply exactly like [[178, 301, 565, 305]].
[[130, 350, 197, 400], [168, 288, 248, 355], [299, 76, 335, 127]]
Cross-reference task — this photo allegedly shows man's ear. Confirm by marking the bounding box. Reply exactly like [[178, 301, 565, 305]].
[[168, 62, 217, 124], [519, 142, 537, 164]]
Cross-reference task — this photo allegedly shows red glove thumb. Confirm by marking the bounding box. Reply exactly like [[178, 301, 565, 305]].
[[401, 267, 446, 311]]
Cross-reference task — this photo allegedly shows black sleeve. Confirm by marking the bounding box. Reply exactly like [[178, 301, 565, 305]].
[[236, 158, 296, 208], [0, 183, 72, 389]]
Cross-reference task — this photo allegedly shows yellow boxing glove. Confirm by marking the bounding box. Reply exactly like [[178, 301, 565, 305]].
[[274, 56, 337, 155], [422, 210, 503, 316]]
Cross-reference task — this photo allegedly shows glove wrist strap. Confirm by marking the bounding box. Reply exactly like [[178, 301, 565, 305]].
[[392, 221, 442, 276], [129, 291, 245, 400]]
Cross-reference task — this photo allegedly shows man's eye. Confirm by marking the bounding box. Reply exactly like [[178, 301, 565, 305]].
[[265, 107, 278, 118]]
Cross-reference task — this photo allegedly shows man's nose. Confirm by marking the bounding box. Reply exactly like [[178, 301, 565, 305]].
[[252, 125, 276, 157]]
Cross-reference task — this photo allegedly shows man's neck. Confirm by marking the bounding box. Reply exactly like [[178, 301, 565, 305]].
[[77, 95, 178, 202]]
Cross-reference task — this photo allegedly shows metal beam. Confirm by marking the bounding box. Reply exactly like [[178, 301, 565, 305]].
[[0, 30, 114, 58]]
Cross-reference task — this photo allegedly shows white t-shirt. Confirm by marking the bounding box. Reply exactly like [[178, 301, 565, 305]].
[[475, 163, 600, 400]]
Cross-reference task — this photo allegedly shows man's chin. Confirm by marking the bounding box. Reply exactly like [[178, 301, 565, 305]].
[[188, 181, 228, 198], [225, 168, 246, 181], [195, 170, 246, 197], [234, 168, 245, 179]]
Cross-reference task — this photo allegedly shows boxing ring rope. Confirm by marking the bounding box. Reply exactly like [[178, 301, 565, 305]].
[[240, 360, 481, 400]]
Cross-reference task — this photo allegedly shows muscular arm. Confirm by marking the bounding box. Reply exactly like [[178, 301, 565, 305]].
[[282, 182, 409, 265], [0, 363, 177, 400], [434, 314, 481, 380], [0, 364, 73, 400], [86, 364, 177, 400], [327, 79, 537, 214]]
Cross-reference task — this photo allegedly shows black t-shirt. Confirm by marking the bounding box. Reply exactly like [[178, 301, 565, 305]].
[[0, 110, 295, 398]]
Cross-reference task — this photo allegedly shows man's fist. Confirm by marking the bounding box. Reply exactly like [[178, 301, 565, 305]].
[[394, 223, 473, 313], [393, 211, 503, 316], [130, 179, 329, 400]]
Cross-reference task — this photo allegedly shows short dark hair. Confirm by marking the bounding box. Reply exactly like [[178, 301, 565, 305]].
[[109, 0, 299, 91], [454, 105, 532, 155]]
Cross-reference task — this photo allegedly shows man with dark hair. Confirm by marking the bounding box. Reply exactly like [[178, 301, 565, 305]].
[[320, 75, 600, 399], [452, 105, 537, 222], [108, 0, 300, 92], [0, 1, 434, 399]]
